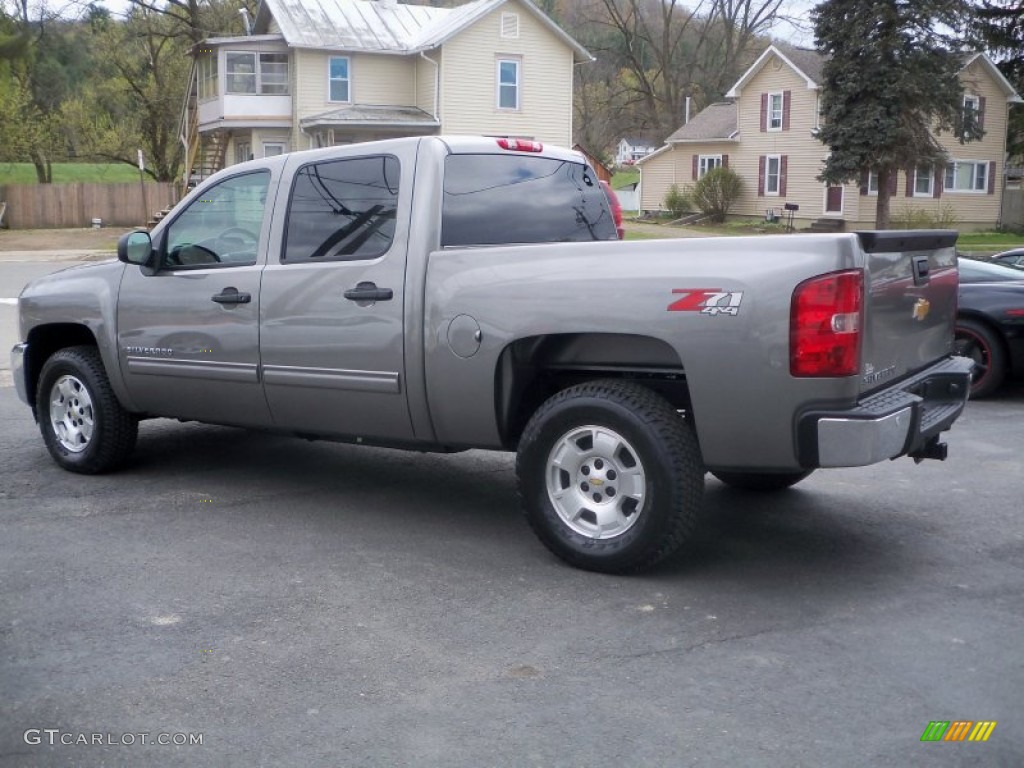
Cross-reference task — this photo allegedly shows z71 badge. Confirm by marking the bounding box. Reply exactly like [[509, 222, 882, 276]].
[[668, 288, 744, 316]]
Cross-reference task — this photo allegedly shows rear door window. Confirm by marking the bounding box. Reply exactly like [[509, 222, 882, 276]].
[[441, 154, 617, 247], [283, 155, 400, 263]]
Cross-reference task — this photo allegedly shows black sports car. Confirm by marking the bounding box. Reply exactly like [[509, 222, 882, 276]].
[[987, 248, 1024, 270], [956, 259, 1024, 397]]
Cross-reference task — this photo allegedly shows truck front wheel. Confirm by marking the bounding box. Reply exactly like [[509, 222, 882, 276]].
[[36, 346, 138, 474], [516, 380, 703, 573]]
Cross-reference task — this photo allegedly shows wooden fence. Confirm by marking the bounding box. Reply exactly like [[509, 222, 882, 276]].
[[0, 182, 178, 229], [1001, 187, 1024, 230]]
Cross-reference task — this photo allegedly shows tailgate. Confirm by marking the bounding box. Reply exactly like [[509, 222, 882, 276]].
[[857, 230, 959, 395]]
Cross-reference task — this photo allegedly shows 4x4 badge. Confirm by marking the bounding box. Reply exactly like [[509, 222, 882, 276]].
[[668, 289, 744, 316]]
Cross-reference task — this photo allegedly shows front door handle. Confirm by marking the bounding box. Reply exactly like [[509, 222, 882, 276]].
[[344, 281, 393, 302], [211, 287, 251, 304]]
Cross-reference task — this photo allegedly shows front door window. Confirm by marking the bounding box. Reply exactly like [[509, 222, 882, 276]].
[[165, 172, 270, 268]]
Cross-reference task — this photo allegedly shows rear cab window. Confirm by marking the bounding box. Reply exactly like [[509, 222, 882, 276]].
[[441, 154, 617, 247]]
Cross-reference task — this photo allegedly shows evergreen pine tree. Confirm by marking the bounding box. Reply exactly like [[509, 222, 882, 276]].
[[812, 0, 981, 228], [972, 1, 1024, 159]]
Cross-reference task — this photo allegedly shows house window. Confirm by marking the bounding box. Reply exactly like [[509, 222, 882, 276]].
[[765, 155, 781, 195], [913, 166, 934, 197], [962, 93, 982, 138], [867, 170, 879, 195], [497, 59, 520, 110], [226, 52, 257, 94], [225, 52, 289, 95], [234, 141, 251, 165], [699, 155, 722, 178], [964, 94, 980, 120], [944, 160, 988, 192], [259, 53, 289, 95], [768, 92, 783, 130], [198, 54, 218, 100], [263, 142, 285, 158], [329, 56, 350, 102], [500, 12, 519, 38]]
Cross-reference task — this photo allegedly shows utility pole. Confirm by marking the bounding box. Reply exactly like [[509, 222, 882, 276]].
[[137, 149, 149, 227]]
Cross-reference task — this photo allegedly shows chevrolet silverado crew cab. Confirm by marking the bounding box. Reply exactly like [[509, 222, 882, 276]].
[[11, 136, 973, 573]]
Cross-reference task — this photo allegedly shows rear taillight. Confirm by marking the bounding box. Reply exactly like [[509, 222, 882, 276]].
[[599, 180, 624, 239], [497, 138, 543, 152], [790, 269, 864, 377]]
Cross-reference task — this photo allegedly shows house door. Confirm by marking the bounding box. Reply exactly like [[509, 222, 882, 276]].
[[825, 185, 844, 214]]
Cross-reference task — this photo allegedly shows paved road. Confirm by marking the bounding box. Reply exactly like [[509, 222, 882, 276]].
[[2, 379, 1022, 766]]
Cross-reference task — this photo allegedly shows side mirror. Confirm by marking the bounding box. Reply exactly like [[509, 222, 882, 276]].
[[117, 230, 153, 266]]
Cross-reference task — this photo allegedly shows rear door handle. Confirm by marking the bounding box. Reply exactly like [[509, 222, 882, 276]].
[[211, 287, 251, 304], [344, 281, 393, 302]]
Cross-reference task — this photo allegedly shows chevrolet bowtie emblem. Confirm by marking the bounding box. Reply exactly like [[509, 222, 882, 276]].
[[590, 478, 604, 487], [912, 298, 931, 322]]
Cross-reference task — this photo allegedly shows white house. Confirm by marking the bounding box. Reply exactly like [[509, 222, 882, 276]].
[[183, 0, 592, 184]]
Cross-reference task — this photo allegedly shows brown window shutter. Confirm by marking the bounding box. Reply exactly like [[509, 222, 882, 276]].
[[988, 160, 996, 194], [780, 155, 788, 196], [934, 166, 943, 198], [760, 94, 768, 132], [722, 154, 729, 168], [692, 155, 698, 180], [905, 169, 914, 197], [860, 170, 868, 196], [978, 96, 986, 130], [758, 155, 766, 195], [782, 90, 791, 130], [887, 170, 898, 195]]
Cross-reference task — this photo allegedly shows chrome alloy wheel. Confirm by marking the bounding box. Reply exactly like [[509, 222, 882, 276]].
[[49, 374, 95, 453], [545, 425, 647, 539]]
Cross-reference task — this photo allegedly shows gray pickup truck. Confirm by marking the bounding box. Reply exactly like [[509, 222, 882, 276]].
[[11, 136, 973, 573]]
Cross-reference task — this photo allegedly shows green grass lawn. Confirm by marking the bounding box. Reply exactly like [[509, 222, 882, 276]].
[[611, 170, 640, 190], [956, 231, 1024, 250], [0, 162, 147, 185]]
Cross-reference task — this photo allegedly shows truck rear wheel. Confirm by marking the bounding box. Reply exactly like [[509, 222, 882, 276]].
[[710, 470, 813, 491], [516, 380, 703, 573], [36, 346, 138, 474]]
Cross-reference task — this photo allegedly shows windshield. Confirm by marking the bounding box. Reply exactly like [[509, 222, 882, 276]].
[[958, 258, 1024, 283]]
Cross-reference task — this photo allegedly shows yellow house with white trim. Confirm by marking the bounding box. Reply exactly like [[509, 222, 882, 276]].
[[639, 45, 1022, 230]]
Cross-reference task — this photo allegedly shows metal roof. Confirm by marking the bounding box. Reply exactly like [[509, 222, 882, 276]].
[[251, 0, 591, 61], [300, 104, 440, 128]]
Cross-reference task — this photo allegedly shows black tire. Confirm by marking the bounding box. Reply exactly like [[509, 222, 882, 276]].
[[36, 345, 138, 474], [710, 470, 813, 491], [954, 317, 1007, 399], [516, 379, 703, 574]]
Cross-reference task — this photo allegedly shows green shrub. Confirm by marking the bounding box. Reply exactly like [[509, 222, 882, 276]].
[[892, 203, 960, 229], [690, 167, 743, 223], [664, 184, 690, 218]]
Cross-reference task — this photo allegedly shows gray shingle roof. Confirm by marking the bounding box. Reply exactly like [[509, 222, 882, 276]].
[[665, 102, 737, 142], [777, 46, 825, 85]]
